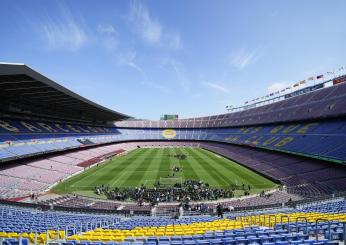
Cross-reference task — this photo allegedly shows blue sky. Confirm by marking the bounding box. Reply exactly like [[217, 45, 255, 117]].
[[0, 0, 345, 120]]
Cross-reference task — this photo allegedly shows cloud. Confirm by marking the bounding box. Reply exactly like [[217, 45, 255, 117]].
[[97, 24, 117, 34], [129, 1, 182, 50], [267, 82, 287, 93], [116, 50, 144, 74], [129, 1, 161, 44], [115, 50, 170, 94], [202, 82, 230, 93], [228, 49, 258, 70], [39, 4, 87, 51]]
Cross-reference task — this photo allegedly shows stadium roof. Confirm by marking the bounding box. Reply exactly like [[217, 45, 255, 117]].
[[0, 63, 131, 123]]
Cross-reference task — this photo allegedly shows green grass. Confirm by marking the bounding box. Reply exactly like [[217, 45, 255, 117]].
[[52, 147, 277, 198]]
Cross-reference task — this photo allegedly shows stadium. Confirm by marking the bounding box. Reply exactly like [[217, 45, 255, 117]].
[[1, 1, 346, 245], [1, 62, 346, 244]]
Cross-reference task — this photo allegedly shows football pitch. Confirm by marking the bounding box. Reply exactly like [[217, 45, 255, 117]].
[[53, 147, 277, 198]]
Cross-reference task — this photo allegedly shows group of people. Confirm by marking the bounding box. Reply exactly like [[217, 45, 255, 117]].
[[168, 153, 187, 160], [94, 179, 236, 204]]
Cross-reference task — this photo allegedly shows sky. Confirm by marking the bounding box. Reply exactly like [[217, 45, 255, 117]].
[[0, 0, 345, 120]]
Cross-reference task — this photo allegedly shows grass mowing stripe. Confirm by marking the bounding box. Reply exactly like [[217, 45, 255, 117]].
[[115, 148, 155, 187], [181, 148, 220, 187], [139, 148, 164, 186], [167, 147, 183, 180], [196, 148, 253, 187], [156, 148, 170, 181], [176, 148, 199, 181], [52, 149, 143, 192], [75, 149, 143, 187], [53, 147, 277, 198], [190, 148, 231, 187], [89, 149, 145, 187]]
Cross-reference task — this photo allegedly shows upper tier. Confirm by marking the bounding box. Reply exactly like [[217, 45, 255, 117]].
[[1, 117, 346, 164], [116, 75, 346, 128], [0, 63, 130, 123]]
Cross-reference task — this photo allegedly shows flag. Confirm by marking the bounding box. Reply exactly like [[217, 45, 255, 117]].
[[316, 74, 324, 79], [307, 76, 314, 81]]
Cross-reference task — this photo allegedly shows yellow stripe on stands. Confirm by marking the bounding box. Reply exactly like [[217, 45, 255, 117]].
[[0, 230, 65, 244], [69, 212, 346, 242]]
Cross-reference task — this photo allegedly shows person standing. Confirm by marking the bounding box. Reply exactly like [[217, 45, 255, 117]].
[[217, 203, 223, 218]]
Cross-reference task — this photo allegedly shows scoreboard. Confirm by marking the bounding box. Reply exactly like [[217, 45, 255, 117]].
[[160, 114, 179, 120]]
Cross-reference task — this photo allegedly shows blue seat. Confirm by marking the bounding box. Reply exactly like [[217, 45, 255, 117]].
[[298, 235, 309, 240], [222, 238, 235, 245], [196, 240, 209, 245], [248, 238, 260, 245], [326, 242, 339, 245], [171, 241, 183, 245], [210, 239, 223, 245], [275, 242, 288, 245], [193, 235, 204, 241], [235, 238, 248, 245], [159, 237, 170, 242], [119, 242, 131, 245], [303, 240, 315, 245], [290, 241, 303, 245], [76, 243, 89, 245], [204, 234, 214, 240], [183, 236, 193, 241], [328, 231, 344, 240], [144, 242, 157, 245], [132, 243, 144, 245], [184, 241, 197, 245], [147, 237, 158, 243], [3, 238, 29, 245]]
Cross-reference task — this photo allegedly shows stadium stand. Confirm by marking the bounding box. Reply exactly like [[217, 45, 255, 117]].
[[0, 199, 345, 244], [115, 77, 346, 128], [0, 143, 137, 198], [198, 142, 346, 196], [2, 118, 346, 163], [0, 204, 117, 244], [1, 63, 346, 245]]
